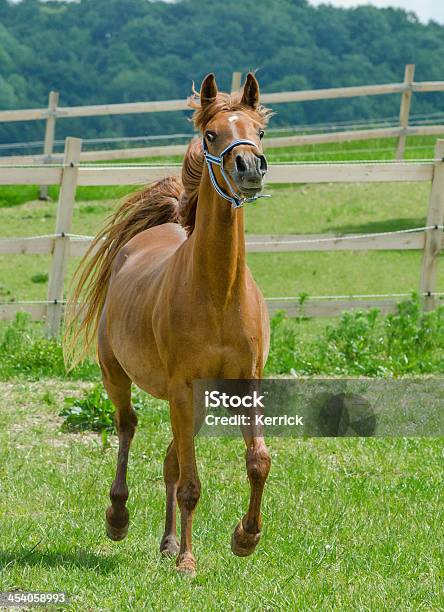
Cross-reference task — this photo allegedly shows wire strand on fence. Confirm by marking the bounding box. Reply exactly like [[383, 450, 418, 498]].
[[0, 132, 195, 152], [0, 157, 440, 169], [246, 225, 444, 247], [266, 292, 444, 301], [0, 233, 62, 242], [1, 225, 442, 247], [3, 292, 444, 307], [0, 162, 183, 168]]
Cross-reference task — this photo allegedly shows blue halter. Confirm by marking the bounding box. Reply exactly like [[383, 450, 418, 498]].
[[202, 137, 271, 209]]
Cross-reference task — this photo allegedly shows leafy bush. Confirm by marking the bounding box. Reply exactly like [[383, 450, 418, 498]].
[[60, 385, 115, 434], [31, 273, 49, 284], [265, 295, 444, 376], [0, 313, 98, 380], [310, 308, 386, 375], [384, 298, 444, 373], [60, 385, 153, 436], [265, 311, 299, 374]]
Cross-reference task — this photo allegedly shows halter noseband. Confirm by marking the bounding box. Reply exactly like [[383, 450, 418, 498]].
[[202, 137, 271, 209]]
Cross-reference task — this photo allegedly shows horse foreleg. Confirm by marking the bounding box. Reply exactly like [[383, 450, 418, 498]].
[[159, 440, 180, 556], [169, 385, 201, 576], [231, 429, 271, 557], [101, 362, 137, 542]]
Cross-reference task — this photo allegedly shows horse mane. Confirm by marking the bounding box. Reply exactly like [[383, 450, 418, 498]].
[[178, 88, 273, 235], [178, 137, 203, 236]]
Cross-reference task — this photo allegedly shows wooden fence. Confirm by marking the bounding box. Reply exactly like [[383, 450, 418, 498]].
[[1, 137, 443, 336], [1, 65, 444, 178]]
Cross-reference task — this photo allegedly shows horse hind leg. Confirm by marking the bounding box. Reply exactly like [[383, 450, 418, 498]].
[[100, 351, 137, 542]]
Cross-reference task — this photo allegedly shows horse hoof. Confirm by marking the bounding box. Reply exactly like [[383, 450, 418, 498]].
[[231, 520, 261, 557], [160, 535, 180, 557], [106, 520, 128, 541], [105, 507, 129, 541], [176, 553, 196, 577]]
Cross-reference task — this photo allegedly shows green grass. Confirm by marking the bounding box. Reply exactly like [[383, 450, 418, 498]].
[[266, 133, 443, 163], [0, 185, 140, 210], [0, 381, 442, 610]]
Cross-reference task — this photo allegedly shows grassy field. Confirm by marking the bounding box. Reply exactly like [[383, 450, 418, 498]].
[[1, 381, 443, 610], [0, 137, 443, 610]]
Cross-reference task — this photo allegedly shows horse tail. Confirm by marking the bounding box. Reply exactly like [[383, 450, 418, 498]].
[[63, 176, 183, 370]]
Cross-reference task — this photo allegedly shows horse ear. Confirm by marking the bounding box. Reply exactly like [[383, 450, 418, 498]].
[[241, 73, 260, 109], [200, 73, 218, 108]]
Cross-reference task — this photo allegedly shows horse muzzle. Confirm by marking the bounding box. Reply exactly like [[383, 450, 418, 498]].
[[232, 152, 268, 196], [202, 137, 271, 208]]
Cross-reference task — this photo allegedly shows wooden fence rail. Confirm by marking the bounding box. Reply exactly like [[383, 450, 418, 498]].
[[1, 66, 444, 171], [2, 229, 440, 259], [3, 68, 444, 124], [0, 160, 436, 186], [1, 137, 443, 334]]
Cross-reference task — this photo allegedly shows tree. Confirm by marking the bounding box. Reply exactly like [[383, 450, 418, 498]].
[[1, 0, 443, 143]]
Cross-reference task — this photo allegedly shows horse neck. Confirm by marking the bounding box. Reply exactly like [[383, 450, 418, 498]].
[[190, 166, 246, 303]]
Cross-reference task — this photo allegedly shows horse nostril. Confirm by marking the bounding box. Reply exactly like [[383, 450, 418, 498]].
[[258, 155, 268, 174], [235, 155, 247, 174]]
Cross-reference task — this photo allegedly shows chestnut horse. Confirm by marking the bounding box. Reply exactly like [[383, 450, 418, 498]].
[[65, 73, 273, 575]]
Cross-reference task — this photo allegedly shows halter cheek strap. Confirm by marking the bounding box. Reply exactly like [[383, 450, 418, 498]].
[[202, 137, 271, 209]]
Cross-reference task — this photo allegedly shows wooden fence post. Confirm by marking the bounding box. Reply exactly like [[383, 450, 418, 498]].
[[45, 137, 82, 337], [39, 90, 59, 200], [231, 71, 242, 93], [395, 64, 415, 161], [419, 139, 444, 311]]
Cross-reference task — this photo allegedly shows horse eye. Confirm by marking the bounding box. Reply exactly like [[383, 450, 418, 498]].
[[205, 131, 216, 143], [259, 130, 265, 140]]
